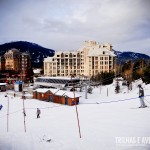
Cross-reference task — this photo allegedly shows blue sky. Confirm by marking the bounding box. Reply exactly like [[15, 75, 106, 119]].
[[0, 0, 150, 55]]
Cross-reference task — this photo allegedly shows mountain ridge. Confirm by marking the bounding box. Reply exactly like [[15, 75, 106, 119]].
[[0, 41, 55, 68], [113, 49, 150, 64], [0, 41, 149, 68]]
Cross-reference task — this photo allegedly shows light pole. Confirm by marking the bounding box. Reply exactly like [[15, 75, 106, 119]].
[[5, 94, 9, 132], [71, 73, 82, 138], [22, 82, 26, 132]]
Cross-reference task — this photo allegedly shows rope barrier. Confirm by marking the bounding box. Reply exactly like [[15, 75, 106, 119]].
[[0, 104, 64, 119], [0, 95, 149, 119], [80, 95, 150, 105]]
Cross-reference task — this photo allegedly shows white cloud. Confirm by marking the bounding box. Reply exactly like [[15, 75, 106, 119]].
[[0, 0, 149, 55]]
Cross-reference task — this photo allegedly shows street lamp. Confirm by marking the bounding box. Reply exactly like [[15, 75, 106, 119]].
[[5, 94, 9, 132]]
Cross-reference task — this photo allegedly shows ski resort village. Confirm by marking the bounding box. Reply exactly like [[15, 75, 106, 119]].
[[0, 41, 150, 150]]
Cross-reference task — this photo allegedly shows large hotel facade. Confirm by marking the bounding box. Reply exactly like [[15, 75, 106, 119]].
[[44, 41, 116, 78], [0, 48, 32, 82]]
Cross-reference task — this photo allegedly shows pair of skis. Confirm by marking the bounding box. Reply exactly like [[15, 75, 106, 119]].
[[39, 135, 51, 143]]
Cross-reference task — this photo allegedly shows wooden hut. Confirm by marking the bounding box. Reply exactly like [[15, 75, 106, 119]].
[[33, 88, 81, 106], [53, 90, 66, 105], [63, 91, 80, 106], [49, 89, 81, 106], [33, 88, 50, 101], [33, 90, 37, 99]]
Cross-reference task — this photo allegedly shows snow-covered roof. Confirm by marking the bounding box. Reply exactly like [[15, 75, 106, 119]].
[[33, 69, 42, 74], [88, 48, 116, 57], [34, 88, 81, 98], [54, 90, 66, 96], [64, 91, 81, 98], [44, 57, 57, 62], [0, 83, 7, 86], [35, 88, 49, 93], [49, 88, 59, 94], [49, 88, 81, 98], [37, 76, 79, 80]]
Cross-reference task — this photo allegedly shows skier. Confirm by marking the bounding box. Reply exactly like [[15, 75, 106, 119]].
[[36, 108, 41, 118], [138, 84, 147, 108], [0, 104, 3, 110]]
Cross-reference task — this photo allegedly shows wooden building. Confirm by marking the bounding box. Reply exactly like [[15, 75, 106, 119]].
[[33, 88, 81, 106], [33, 89, 50, 101]]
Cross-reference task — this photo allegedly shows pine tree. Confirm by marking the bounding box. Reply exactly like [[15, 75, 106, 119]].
[[142, 65, 150, 84]]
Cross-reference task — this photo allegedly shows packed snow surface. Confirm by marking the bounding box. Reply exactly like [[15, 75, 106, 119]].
[[0, 80, 150, 150]]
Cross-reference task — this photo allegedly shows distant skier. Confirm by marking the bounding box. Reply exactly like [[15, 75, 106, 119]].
[[0, 104, 3, 110], [37, 108, 41, 118], [138, 84, 147, 108]]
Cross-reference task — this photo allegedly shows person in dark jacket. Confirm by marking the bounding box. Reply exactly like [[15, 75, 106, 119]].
[[36, 108, 41, 118], [138, 84, 147, 108], [0, 104, 3, 110]]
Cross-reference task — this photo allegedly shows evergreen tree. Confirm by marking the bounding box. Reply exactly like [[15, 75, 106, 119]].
[[90, 71, 115, 85], [142, 66, 150, 84], [132, 59, 145, 80]]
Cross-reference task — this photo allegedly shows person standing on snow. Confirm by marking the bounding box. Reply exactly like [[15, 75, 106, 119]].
[[36, 108, 41, 118], [0, 104, 3, 110], [138, 84, 147, 108]]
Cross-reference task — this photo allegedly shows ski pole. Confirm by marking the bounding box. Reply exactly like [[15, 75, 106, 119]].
[[144, 98, 150, 107]]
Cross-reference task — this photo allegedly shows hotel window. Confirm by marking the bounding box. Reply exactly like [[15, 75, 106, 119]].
[[95, 57, 98, 60], [69, 53, 72, 57], [61, 53, 64, 58], [100, 61, 103, 65]]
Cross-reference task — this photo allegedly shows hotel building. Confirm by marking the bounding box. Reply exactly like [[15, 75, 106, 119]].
[[44, 41, 116, 78], [0, 48, 32, 82]]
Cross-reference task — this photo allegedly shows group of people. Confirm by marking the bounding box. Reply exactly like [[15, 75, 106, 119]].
[[23, 108, 41, 118]]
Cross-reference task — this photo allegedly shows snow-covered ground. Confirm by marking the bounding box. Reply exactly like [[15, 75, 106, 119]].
[[0, 80, 150, 150]]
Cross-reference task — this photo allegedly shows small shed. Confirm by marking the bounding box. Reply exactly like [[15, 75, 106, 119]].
[[52, 90, 66, 105], [63, 91, 80, 106], [33, 88, 81, 106], [49, 89, 81, 106], [33, 88, 50, 101], [0, 83, 7, 91], [48, 89, 59, 102], [14, 81, 22, 92]]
